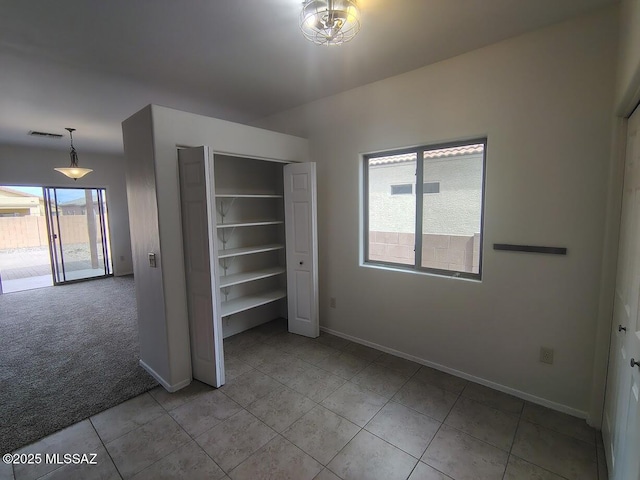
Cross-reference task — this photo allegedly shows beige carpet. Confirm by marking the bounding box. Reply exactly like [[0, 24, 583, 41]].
[[0, 276, 157, 454]]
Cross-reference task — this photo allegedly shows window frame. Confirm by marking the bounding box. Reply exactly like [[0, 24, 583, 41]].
[[363, 138, 487, 280]]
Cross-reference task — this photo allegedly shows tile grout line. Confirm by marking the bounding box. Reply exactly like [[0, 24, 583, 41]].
[[443, 392, 524, 450], [521, 403, 598, 446], [505, 407, 574, 480], [441, 384, 597, 478], [90, 392, 165, 446], [130, 413, 193, 479], [418, 377, 465, 477], [87, 417, 124, 480], [507, 452, 572, 480], [500, 408, 522, 480], [124, 390, 227, 479], [367, 365, 458, 479], [196, 410, 249, 478], [265, 347, 386, 474], [30, 418, 114, 480], [518, 417, 599, 448], [309, 362, 437, 477], [159, 327, 595, 480], [219, 408, 280, 477]]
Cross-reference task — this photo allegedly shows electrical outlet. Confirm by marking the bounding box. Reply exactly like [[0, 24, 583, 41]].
[[540, 347, 554, 365], [330, 297, 336, 308]]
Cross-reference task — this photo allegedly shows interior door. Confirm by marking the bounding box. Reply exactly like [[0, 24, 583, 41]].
[[284, 162, 319, 338], [178, 146, 225, 387], [604, 107, 640, 480]]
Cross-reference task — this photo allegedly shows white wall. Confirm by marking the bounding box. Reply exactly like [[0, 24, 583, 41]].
[[122, 105, 308, 390], [254, 9, 617, 416], [121, 107, 171, 385], [0, 143, 132, 276], [616, 0, 640, 112]]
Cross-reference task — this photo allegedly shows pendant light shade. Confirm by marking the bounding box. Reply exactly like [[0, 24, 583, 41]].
[[55, 128, 92, 180], [300, 0, 361, 46]]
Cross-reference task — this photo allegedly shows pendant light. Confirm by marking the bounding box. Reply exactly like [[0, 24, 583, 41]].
[[55, 128, 92, 180], [300, 0, 361, 46]]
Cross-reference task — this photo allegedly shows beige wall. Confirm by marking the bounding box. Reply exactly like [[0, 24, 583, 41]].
[[255, 9, 617, 418]]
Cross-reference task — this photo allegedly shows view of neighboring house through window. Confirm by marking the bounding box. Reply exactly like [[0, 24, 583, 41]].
[[364, 139, 486, 279]]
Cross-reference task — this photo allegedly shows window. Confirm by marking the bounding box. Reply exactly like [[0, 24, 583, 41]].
[[423, 182, 440, 194], [390, 184, 413, 195], [364, 139, 486, 279]]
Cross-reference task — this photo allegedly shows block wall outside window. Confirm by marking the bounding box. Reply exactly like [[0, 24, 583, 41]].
[[368, 232, 481, 273]]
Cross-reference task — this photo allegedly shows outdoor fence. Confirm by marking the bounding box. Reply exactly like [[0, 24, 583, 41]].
[[369, 231, 480, 273], [0, 216, 103, 249]]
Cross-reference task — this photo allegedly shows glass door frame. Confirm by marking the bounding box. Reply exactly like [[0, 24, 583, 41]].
[[43, 186, 113, 285]]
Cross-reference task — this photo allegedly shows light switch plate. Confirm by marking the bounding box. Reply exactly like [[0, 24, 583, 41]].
[[148, 253, 157, 268]]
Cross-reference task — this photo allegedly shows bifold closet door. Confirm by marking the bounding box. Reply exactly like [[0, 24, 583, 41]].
[[178, 146, 225, 388], [284, 162, 319, 338]]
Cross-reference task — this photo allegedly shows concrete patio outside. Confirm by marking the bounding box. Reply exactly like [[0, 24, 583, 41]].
[[0, 245, 107, 293]]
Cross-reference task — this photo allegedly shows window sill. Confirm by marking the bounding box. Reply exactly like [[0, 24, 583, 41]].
[[360, 261, 482, 282]]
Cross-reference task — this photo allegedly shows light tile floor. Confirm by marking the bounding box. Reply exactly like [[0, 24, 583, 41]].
[[3, 318, 608, 480]]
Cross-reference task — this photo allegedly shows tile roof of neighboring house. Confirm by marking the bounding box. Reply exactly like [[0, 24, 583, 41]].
[[369, 144, 484, 166]]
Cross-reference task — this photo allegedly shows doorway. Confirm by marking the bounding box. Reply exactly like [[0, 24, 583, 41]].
[[0, 186, 112, 293], [43, 187, 112, 284]]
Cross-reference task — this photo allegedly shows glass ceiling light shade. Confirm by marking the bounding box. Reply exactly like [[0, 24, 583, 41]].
[[55, 128, 92, 180], [300, 0, 361, 46]]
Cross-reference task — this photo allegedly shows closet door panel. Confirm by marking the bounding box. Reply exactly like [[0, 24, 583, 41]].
[[284, 162, 319, 338], [178, 146, 225, 387], [295, 270, 312, 321]]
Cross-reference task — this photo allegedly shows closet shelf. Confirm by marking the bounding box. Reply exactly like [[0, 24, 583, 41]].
[[221, 289, 287, 317], [217, 220, 283, 229], [218, 243, 284, 259], [215, 194, 283, 198], [219, 266, 285, 288]]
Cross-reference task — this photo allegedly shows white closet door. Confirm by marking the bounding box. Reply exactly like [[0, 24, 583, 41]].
[[604, 108, 640, 480], [284, 162, 319, 338], [178, 146, 225, 387]]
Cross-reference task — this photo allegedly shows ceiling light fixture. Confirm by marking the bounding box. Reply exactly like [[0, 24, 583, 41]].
[[300, 0, 361, 46], [54, 128, 92, 180]]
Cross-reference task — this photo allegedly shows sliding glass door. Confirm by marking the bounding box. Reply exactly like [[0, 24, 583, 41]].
[[43, 187, 112, 284]]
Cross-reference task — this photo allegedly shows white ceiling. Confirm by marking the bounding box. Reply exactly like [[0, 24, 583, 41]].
[[0, 0, 617, 154]]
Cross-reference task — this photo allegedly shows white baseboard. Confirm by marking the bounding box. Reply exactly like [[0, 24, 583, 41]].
[[114, 270, 134, 277], [320, 326, 588, 420], [139, 359, 191, 393]]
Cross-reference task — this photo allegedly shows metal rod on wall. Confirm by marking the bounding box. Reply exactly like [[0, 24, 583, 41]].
[[493, 244, 567, 255]]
